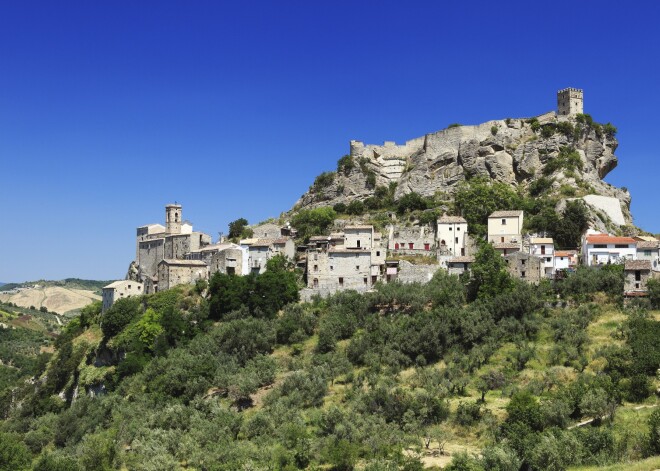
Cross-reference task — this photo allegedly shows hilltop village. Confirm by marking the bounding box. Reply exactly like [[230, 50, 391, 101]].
[[103, 89, 660, 310]]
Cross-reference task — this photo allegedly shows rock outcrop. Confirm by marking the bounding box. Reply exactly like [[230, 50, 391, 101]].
[[295, 111, 632, 226]]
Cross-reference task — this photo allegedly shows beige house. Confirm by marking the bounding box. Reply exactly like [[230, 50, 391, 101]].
[[102, 280, 143, 313], [388, 224, 435, 254], [504, 252, 543, 283], [157, 259, 208, 292], [488, 210, 524, 250]]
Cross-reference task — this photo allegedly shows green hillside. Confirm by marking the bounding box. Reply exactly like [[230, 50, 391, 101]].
[[0, 256, 659, 470], [0, 278, 112, 295]]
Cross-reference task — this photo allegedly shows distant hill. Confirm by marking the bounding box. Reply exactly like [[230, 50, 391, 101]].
[[0, 278, 110, 315]]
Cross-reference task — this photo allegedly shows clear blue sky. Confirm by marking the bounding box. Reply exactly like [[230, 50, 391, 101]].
[[1, 1, 659, 282]]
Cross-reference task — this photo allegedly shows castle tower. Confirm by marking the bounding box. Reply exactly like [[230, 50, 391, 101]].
[[557, 88, 583, 116], [165, 203, 182, 234]]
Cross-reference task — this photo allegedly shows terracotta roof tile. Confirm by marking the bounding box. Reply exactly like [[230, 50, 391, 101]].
[[586, 235, 636, 245]]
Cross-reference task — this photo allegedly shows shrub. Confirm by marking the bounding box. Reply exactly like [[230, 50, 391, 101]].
[[101, 297, 141, 338], [333, 202, 347, 214], [337, 154, 355, 175], [491, 125, 498, 136], [312, 171, 335, 191], [346, 199, 365, 215]]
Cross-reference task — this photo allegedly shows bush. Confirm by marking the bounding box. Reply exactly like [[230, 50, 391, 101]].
[[333, 202, 347, 214], [455, 401, 482, 426], [101, 297, 141, 338], [337, 154, 355, 175], [312, 171, 335, 191], [396, 192, 427, 214], [0, 432, 31, 471], [346, 200, 365, 215], [291, 207, 336, 242]]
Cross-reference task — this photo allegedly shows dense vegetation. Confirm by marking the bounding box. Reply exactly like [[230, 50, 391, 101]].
[[1, 252, 658, 470]]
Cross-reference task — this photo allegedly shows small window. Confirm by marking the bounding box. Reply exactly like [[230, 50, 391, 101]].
[[339, 277, 344, 287], [456, 227, 460, 231], [330, 265, 334, 271], [521, 271, 526, 278], [408, 243, 414, 249], [593, 244, 607, 248], [356, 265, 360, 271], [521, 259, 526, 266], [449, 227, 452, 231], [455, 237, 458, 244], [615, 244, 629, 248], [363, 277, 368, 285], [502, 219, 506, 225], [314, 264, 318, 272], [376, 251, 381, 256]]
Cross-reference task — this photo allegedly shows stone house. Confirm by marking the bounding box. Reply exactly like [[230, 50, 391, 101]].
[[387, 224, 436, 254], [635, 240, 660, 272], [135, 204, 212, 289], [447, 256, 474, 276], [504, 252, 543, 283], [306, 225, 386, 295], [582, 234, 636, 266], [157, 259, 208, 292], [437, 215, 468, 257], [529, 237, 555, 278], [488, 211, 524, 253], [623, 259, 653, 297], [210, 246, 244, 276], [102, 280, 143, 313], [247, 238, 296, 274]]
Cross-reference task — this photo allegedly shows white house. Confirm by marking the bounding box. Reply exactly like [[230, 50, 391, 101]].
[[437, 214, 468, 256], [582, 234, 636, 266], [102, 280, 143, 313], [554, 250, 578, 271], [529, 237, 555, 277]]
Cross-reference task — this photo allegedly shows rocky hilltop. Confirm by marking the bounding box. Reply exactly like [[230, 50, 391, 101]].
[[295, 110, 632, 228]]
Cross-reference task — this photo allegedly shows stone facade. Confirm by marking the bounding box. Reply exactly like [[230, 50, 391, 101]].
[[504, 252, 543, 284], [157, 259, 208, 292], [387, 225, 436, 254], [102, 280, 144, 313], [395, 260, 440, 284], [635, 240, 660, 272], [210, 247, 244, 276], [624, 260, 653, 296], [447, 256, 474, 276], [306, 225, 385, 295], [134, 204, 213, 291], [557, 88, 583, 116]]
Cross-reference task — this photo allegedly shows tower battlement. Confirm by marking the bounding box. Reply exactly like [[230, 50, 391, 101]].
[[557, 88, 583, 116]]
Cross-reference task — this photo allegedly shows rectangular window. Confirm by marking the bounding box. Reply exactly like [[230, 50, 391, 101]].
[[449, 227, 452, 231], [455, 237, 458, 244], [635, 270, 641, 281], [424, 243, 430, 251], [502, 219, 506, 225], [457, 227, 461, 231], [376, 251, 381, 256], [521, 271, 526, 278], [521, 259, 526, 266], [363, 277, 368, 285], [593, 244, 607, 248], [330, 265, 334, 271], [615, 244, 629, 248], [409, 243, 414, 249], [339, 277, 344, 287], [356, 265, 360, 271]]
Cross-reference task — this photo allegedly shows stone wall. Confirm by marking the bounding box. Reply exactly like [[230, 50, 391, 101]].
[[396, 260, 440, 284]]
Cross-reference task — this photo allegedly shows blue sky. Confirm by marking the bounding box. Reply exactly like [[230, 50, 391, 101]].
[[1, 1, 659, 282]]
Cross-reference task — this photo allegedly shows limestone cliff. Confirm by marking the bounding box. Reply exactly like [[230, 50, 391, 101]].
[[294, 111, 632, 230]]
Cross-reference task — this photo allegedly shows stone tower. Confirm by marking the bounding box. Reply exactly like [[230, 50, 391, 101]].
[[165, 203, 182, 234], [557, 88, 583, 116]]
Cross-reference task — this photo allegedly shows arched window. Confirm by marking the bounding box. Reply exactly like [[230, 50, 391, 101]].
[[175, 212, 179, 222]]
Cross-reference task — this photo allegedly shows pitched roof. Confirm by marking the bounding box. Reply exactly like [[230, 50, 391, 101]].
[[159, 259, 208, 267], [636, 240, 659, 249], [489, 210, 523, 218], [438, 215, 467, 223], [624, 260, 652, 271], [555, 250, 577, 257], [634, 236, 658, 242], [448, 256, 475, 263], [586, 235, 636, 245], [103, 280, 142, 289], [530, 237, 554, 244], [493, 243, 521, 249], [328, 247, 370, 254], [250, 239, 277, 248], [344, 225, 373, 230]]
